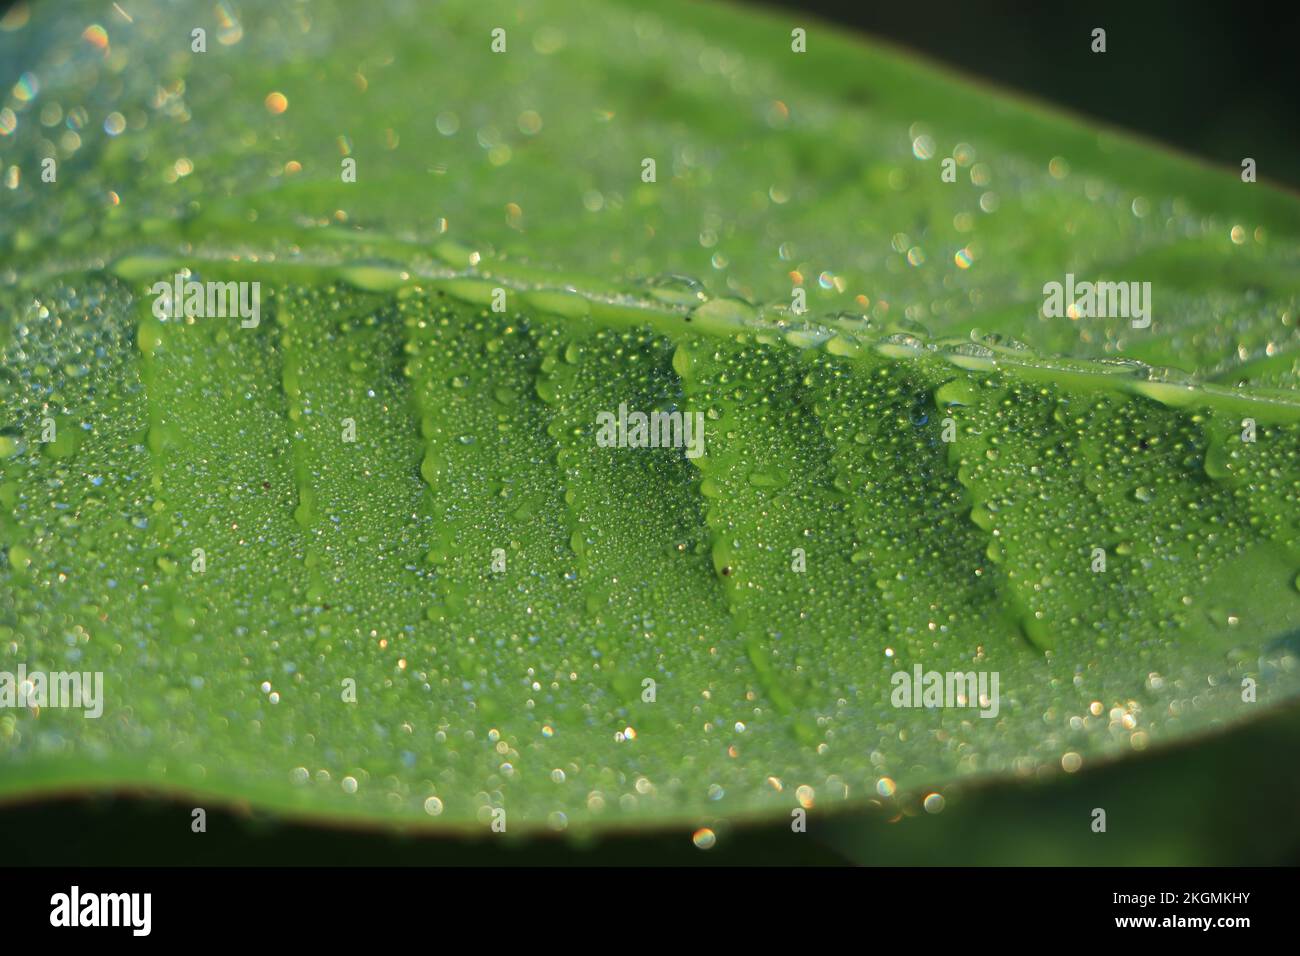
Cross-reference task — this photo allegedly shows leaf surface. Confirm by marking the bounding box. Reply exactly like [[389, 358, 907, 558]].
[[1, 0, 1298, 832]]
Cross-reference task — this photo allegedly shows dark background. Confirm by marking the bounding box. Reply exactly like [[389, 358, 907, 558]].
[[766, 0, 1300, 191], [5, 700, 1300, 864], [2, 0, 1297, 865]]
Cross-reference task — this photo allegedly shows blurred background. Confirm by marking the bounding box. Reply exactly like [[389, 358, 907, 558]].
[[770, 0, 1300, 191]]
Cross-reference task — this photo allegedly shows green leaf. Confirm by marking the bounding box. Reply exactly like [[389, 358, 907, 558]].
[[1, 0, 1297, 835]]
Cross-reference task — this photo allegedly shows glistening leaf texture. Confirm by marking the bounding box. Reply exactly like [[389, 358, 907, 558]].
[[0, 0, 1298, 832]]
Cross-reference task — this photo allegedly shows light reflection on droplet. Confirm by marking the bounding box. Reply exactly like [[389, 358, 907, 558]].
[[11, 71, 38, 102], [81, 24, 108, 51], [517, 110, 542, 135]]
